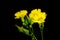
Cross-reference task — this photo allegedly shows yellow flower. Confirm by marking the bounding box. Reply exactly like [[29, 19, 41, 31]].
[[15, 10, 28, 19], [29, 9, 47, 24]]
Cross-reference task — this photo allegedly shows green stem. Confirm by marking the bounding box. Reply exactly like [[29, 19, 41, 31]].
[[31, 28, 37, 40], [32, 28, 37, 40], [30, 25, 37, 40], [41, 31, 43, 40], [39, 23, 44, 40]]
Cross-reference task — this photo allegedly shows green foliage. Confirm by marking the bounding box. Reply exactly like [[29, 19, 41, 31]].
[[23, 17, 28, 26], [23, 28, 29, 35], [26, 16, 33, 24], [21, 17, 25, 23], [16, 25, 23, 32], [16, 25, 29, 36]]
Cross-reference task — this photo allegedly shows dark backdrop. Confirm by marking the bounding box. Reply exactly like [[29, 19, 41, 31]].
[[1, 0, 48, 40]]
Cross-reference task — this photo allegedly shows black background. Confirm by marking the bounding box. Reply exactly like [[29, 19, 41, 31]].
[[1, 0, 48, 40]]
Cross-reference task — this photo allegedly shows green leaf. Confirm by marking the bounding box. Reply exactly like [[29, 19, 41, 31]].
[[23, 28, 29, 35], [16, 25, 29, 36], [26, 16, 32, 24], [23, 18, 28, 26], [16, 25, 23, 32]]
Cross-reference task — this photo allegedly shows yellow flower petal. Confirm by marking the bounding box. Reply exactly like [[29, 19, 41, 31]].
[[29, 9, 47, 24], [15, 10, 28, 19]]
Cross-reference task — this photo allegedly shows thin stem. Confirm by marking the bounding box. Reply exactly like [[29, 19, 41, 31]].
[[41, 23, 44, 40], [30, 25, 37, 40], [32, 32, 37, 40], [31, 27, 37, 40], [41, 31, 43, 40], [39, 23, 44, 40]]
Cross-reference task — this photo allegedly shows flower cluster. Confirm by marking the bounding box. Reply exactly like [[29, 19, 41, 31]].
[[14, 9, 47, 40], [15, 9, 47, 24]]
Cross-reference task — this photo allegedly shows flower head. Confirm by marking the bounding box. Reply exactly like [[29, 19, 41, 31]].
[[15, 10, 28, 19], [29, 9, 47, 24]]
